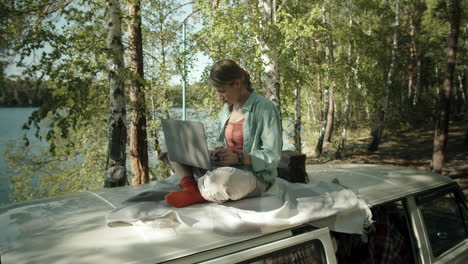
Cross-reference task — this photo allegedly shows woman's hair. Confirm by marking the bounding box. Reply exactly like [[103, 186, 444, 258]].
[[208, 59, 253, 92]]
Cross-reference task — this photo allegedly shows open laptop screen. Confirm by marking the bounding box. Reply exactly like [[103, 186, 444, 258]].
[[161, 119, 212, 170]]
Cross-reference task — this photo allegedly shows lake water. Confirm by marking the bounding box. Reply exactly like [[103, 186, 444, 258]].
[[0, 107, 293, 205], [0, 107, 38, 204]]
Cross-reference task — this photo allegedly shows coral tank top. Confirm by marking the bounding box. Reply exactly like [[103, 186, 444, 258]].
[[225, 118, 244, 153]]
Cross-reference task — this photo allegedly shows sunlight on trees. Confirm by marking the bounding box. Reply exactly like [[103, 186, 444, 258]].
[[1, 0, 466, 202]]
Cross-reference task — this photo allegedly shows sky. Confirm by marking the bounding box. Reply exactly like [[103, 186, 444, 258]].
[[164, 2, 212, 85], [174, 52, 211, 85]]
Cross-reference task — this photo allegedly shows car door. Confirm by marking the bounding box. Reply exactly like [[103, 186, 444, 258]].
[[412, 184, 468, 264]]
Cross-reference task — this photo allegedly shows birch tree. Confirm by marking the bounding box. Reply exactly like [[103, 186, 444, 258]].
[[104, 0, 127, 187], [368, 0, 400, 151], [316, 86, 329, 155], [324, 88, 334, 143], [2, 0, 121, 200], [143, 0, 181, 179], [274, 0, 322, 153], [257, 0, 282, 116], [291, 97, 301, 151], [323, 5, 335, 144], [406, 0, 425, 107], [335, 1, 355, 159], [128, 0, 150, 185], [432, 0, 461, 173], [293, 55, 302, 152]]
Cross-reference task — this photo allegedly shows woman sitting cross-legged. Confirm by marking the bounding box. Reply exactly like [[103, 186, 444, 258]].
[[165, 59, 282, 208]]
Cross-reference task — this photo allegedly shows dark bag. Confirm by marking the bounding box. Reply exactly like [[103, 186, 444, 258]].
[[277, 151, 309, 183]]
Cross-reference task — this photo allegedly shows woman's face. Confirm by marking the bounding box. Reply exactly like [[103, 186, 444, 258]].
[[212, 80, 241, 105]]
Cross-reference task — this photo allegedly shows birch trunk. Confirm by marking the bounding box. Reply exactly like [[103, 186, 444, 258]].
[[128, 0, 150, 185], [315, 86, 329, 155], [294, 84, 302, 152], [368, 0, 400, 151], [105, 0, 127, 187], [336, 89, 350, 159], [459, 73, 466, 105], [324, 91, 334, 143], [432, 0, 461, 173], [408, 17, 416, 99], [413, 58, 421, 106], [336, 8, 354, 159], [323, 6, 335, 144], [257, 0, 281, 117], [409, 15, 422, 107]]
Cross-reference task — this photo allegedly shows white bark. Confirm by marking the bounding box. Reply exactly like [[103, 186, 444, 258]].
[[413, 58, 421, 106], [409, 15, 422, 107], [369, 0, 400, 151], [257, 0, 281, 115], [105, 0, 127, 187], [294, 84, 302, 152], [336, 88, 350, 158], [315, 86, 329, 155], [306, 97, 316, 123], [459, 73, 466, 105], [353, 54, 369, 121], [336, 8, 353, 159], [322, 4, 335, 143]]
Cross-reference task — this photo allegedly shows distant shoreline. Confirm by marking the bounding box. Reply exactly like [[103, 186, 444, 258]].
[[0, 106, 40, 108]]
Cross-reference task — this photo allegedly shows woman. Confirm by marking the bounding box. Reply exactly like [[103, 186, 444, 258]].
[[165, 59, 282, 208]]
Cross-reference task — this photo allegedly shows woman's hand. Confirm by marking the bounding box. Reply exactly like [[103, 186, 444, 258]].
[[209, 149, 218, 160], [215, 147, 239, 166], [209, 147, 223, 161]]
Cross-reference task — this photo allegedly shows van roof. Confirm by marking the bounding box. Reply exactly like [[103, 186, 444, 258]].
[[306, 163, 453, 206], [0, 164, 454, 263]]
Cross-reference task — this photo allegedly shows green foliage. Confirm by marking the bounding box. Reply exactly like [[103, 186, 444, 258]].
[[141, 0, 193, 180], [2, 0, 467, 202], [4, 87, 108, 202], [1, 0, 112, 202], [2, 1, 108, 143], [180, 0, 468, 153], [194, 0, 263, 89]]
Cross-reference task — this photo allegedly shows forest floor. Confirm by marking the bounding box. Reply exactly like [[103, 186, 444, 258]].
[[306, 116, 468, 195]]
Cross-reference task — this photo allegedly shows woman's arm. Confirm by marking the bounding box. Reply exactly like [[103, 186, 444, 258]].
[[249, 103, 282, 172]]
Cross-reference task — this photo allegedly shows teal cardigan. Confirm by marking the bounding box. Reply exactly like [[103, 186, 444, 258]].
[[216, 91, 282, 184]]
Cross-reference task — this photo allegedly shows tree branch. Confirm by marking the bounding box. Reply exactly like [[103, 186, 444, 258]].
[[2, 0, 72, 18], [163, 1, 196, 21]]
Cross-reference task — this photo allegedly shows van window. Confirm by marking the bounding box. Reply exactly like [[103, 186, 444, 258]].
[[334, 200, 415, 264], [240, 239, 326, 264], [418, 187, 468, 257]]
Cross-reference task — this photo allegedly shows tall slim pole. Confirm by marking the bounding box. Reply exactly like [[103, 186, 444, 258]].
[[182, 21, 187, 120]]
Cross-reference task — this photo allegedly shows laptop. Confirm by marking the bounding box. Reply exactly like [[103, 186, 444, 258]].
[[161, 119, 223, 170]]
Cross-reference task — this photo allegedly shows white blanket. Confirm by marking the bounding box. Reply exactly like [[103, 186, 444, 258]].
[[106, 175, 372, 235]]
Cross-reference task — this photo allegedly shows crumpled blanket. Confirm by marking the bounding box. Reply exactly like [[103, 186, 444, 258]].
[[106, 174, 372, 235]]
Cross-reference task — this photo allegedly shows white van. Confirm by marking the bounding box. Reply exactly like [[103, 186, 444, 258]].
[[1, 164, 467, 263]]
